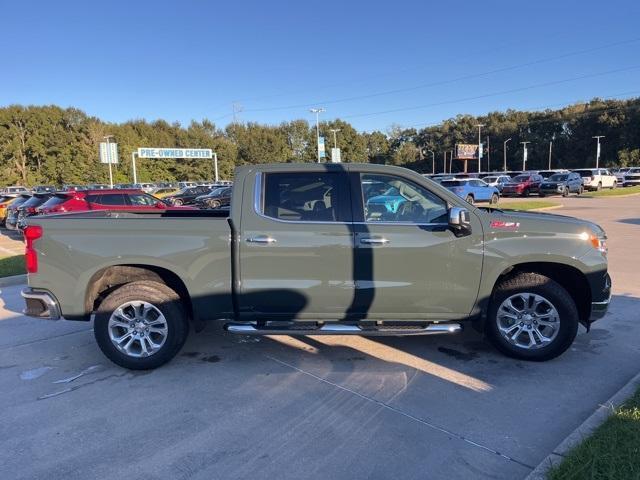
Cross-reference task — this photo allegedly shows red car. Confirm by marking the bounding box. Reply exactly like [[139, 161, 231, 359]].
[[36, 189, 194, 215], [501, 174, 544, 197]]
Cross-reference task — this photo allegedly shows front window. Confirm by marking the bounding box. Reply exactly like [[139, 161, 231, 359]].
[[548, 174, 568, 181], [361, 174, 448, 224], [261, 172, 347, 222], [128, 194, 158, 206]]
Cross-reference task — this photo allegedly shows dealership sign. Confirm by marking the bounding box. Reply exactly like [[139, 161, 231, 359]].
[[455, 144, 478, 160], [137, 148, 213, 159]]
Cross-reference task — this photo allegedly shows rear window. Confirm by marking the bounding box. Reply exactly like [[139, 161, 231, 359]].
[[40, 195, 70, 209], [87, 194, 127, 206], [261, 172, 347, 222], [512, 175, 530, 182], [441, 180, 466, 187], [548, 174, 568, 181]]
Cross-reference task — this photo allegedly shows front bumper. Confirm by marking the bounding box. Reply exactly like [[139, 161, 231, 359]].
[[588, 273, 611, 322], [21, 288, 62, 320]]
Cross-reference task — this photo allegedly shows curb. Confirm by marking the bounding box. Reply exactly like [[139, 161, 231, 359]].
[[0, 274, 27, 287], [525, 371, 640, 480], [531, 205, 564, 212]]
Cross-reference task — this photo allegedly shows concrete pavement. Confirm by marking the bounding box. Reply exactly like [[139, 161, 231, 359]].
[[0, 194, 638, 480]]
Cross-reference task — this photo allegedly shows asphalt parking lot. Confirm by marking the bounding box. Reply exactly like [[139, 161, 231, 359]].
[[0, 194, 638, 480]]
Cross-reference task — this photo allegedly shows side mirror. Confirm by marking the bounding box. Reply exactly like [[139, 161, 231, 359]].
[[449, 207, 472, 237]]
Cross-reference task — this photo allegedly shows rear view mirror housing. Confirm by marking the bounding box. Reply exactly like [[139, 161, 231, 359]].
[[449, 207, 472, 237]]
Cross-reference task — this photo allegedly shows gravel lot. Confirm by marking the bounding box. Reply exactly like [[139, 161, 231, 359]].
[[0, 195, 638, 480]]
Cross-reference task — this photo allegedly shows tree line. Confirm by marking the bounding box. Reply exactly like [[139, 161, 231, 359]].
[[1, 97, 639, 186]]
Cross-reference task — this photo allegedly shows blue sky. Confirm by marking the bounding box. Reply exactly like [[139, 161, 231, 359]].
[[2, 0, 639, 132]]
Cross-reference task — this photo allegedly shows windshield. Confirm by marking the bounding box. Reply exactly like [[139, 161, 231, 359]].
[[548, 174, 568, 181], [512, 175, 530, 182], [21, 196, 49, 208], [40, 195, 70, 209]]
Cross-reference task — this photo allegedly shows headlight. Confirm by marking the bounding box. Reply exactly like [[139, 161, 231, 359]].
[[580, 231, 608, 255]]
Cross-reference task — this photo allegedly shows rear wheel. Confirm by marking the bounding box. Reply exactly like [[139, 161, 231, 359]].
[[208, 199, 221, 209], [577, 186, 584, 195], [522, 188, 530, 197], [465, 195, 474, 205], [173, 198, 184, 206], [562, 187, 569, 197], [538, 192, 546, 197], [486, 273, 579, 361], [611, 181, 617, 189], [490, 193, 499, 205], [596, 182, 602, 191], [93, 281, 189, 370]]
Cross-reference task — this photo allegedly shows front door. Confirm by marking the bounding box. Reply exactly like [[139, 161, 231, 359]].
[[350, 172, 484, 319], [239, 169, 355, 320]]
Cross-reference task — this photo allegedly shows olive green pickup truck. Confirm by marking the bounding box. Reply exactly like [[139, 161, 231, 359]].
[[21, 163, 611, 369]]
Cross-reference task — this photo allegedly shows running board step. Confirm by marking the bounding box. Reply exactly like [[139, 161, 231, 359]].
[[224, 323, 462, 336]]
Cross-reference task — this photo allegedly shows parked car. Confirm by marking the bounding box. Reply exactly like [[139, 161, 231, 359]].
[[539, 172, 584, 197], [177, 181, 198, 189], [4, 194, 32, 230], [134, 183, 156, 193], [86, 184, 111, 190], [164, 186, 212, 206], [537, 169, 569, 179], [482, 175, 512, 192], [501, 174, 544, 197], [21, 163, 611, 370], [441, 179, 500, 205], [610, 168, 628, 184], [36, 189, 194, 215], [0, 195, 18, 226], [572, 168, 617, 191], [32, 185, 56, 193], [114, 183, 135, 190], [63, 184, 86, 191], [195, 187, 233, 209], [1, 186, 29, 195], [16, 193, 54, 230], [622, 167, 640, 186]]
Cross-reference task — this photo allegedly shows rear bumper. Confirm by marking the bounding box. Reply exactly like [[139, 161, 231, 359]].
[[21, 288, 62, 320]]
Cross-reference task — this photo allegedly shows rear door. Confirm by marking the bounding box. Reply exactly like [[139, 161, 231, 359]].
[[238, 168, 355, 319], [350, 171, 484, 318]]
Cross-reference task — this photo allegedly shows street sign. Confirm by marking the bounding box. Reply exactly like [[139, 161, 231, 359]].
[[137, 148, 213, 159], [318, 137, 326, 158], [99, 142, 119, 164], [331, 148, 341, 163]]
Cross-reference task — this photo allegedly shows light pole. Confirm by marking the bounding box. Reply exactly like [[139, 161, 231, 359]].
[[329, 128, 340, 149], [310, 108, 325, 163], [548, 141, 553, 170], [593, 136, 605, 168], [103, 135, 115, 188], [476, 124, 485, 173], [443, 151, 447, 173], [427, 150, 435, 174], [486, 135, 490, 172], [521, 141, 530, 171], [503, 138, 511, 172], [213, 152, 219, 182]]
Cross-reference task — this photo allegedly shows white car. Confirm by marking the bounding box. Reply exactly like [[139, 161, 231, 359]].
[[134, 183, 156, 193], [572, 168, 617, 191], [623, 167, 640, 186], [611, 168, 629, 184], [482, 175, 512, 192]]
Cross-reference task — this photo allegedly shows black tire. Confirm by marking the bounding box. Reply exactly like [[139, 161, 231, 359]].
[[209, 200, 221, 209], [522, 188, 530, 197], [465, 195, 474, 205], [596, 182, 602, 191], [577, 186, 583, 195], [538, 192, 546, 197], [562, 187, 569, 197], [612, 181, 617, 189], [486, 273, 579, 362], [490, 193, 499, 205], [93, 281, 189, 370], [173, 198, 184, 206]]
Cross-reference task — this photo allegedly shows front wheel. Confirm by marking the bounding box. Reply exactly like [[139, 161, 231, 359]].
[[173, 198, 184, 206], [577, 186, 584, 195], [465, 195, 474, 205], [486, 273, 579, 361], [596, 182, 602, 191], [93, 281, 189, 370], [612, 181, 617, 189], [562, 187, 569, 197]]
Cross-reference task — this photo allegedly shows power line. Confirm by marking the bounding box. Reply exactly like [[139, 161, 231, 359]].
[[339, 64, 640, 120], [237, 37, 640, 114]]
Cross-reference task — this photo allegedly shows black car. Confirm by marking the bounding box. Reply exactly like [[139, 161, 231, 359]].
[[5, 194, 32, 230], [194, 187, 232, 209], [539, 172, 584, 197], [16, 193, 54, 229], [165, 186, 211, 206], [32, 185, 57, 193]]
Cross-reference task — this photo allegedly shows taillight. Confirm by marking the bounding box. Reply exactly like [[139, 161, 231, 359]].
[[24, 225, 43, 273]]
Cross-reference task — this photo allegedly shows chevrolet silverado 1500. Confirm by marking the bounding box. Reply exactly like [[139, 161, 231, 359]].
[[21, 163, 611, 369]]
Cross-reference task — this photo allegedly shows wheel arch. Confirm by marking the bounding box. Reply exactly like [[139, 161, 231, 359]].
[[481, 261, 591, 328], [85, 265, 193, 324]]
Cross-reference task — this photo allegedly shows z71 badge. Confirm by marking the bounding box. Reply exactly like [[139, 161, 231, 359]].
[[490, 220, 520, 229]]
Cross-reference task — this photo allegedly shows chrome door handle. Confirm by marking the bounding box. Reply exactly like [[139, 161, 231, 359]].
[[360, 237, 390, 245], [246, 235, 277, 244]]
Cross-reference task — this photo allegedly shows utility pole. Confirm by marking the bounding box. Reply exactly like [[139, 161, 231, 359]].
[[232, 102, 243, 124], [486, 136, 491, 172], [103, 135, 115, 188], [443, 151, 447, 173], [310, 108, 325, 163], [476, 124, 484, 173], [593, 136, 605, 168], [450, 150, 454, 174], [548, 141, 553, 170], [428, 150, 435, 174], [329, 128, 340, 149], [503, 138, 511, 172], [131, 151, 138, 184], [213, 152, 219, 182], [520, 141, 530, 171]]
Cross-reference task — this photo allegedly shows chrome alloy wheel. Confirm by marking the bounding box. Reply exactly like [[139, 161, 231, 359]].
[[108, 301, 168, 357], [496, 293, 560, 349]]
